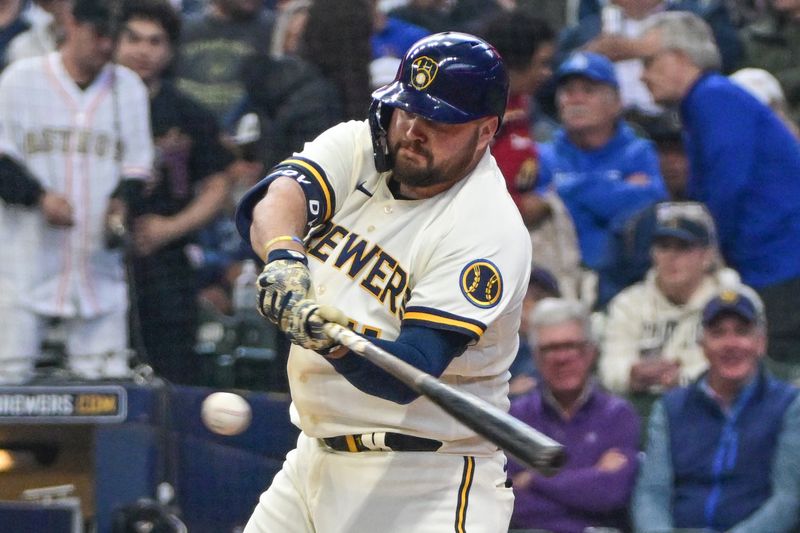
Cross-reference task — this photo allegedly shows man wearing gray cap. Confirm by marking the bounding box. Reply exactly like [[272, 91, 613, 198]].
[[633, 286, 800, 533], [600, 202, 736, 399]]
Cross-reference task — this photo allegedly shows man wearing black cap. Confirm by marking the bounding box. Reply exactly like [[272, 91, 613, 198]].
[[0, 0, 153, 382], [633, 286, 800, 532], [600, 202, 737, 399]]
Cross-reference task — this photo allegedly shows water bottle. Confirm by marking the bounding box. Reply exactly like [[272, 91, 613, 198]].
[[232, 259, 279, 360], [233, 259, 258, 315]]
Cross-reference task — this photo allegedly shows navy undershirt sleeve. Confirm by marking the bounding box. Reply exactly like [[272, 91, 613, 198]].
[[327, 325, 470, 405], [0, 155, 43, 206]]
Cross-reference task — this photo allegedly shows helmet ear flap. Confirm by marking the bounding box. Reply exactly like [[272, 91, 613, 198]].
[[369, 100, 394, 172]]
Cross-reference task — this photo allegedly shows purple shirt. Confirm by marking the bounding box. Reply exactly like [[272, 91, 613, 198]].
[[508, 383, 641, 533]]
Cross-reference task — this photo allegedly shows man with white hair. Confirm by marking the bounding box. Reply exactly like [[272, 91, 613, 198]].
[[638, 11, 800, 377], [507, 297, 640, 533], [558, 0, 743, 119]]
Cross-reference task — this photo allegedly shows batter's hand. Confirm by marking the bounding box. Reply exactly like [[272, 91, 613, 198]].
[[256, 255, 315, 325], [282, 299, 348, 352]]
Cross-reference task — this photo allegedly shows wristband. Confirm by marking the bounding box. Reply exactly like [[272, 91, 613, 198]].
[[263, 235, 304, 254], [266, 248, 308, 265]]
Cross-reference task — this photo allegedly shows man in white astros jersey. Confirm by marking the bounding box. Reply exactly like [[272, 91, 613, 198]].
[[235, 32, 532, 533], [0, 0, 153, 383]]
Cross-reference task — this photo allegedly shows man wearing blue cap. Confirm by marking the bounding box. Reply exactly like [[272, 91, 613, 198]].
[[634, 286, 800, 532], [534, 51, 667, 308]]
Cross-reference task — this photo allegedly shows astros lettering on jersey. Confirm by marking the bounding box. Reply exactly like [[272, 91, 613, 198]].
[[0, 52, 153, 319]]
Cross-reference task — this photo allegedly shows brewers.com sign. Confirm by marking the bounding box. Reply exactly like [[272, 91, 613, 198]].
[[0, 385, 127, 423]]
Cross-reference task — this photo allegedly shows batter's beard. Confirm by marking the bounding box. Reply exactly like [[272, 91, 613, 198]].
[[390, 141, 438, 187], [389, 130, 480, 189]]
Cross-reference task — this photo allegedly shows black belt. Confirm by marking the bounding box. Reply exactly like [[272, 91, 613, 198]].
[[322, 432, 442, 452]]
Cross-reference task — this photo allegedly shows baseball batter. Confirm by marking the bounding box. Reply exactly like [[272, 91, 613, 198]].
[[236, 33, 531, 532], [0, 0, 153, 383]]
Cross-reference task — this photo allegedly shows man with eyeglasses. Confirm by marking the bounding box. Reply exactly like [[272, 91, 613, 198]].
[[507, 297, 640, 533], [638, 11, 800, 378]]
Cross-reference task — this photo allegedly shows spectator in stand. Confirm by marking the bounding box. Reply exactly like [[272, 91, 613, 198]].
[[0, 0, 35, 70], [730, 66, 800, 138], [482, 10, 555, 212], [726, 0, 772, 27], [371, 0, 429, 61], [447, 0, 531, 35], [6, 0, 70, 65], [269, 0, 310, 57], [633, 286, 800, 533], [175, 0, 275, 124], [508, 297, 641, 533], [591, 112, 691, 306], [388, 0, 454, 33], [237, 50, 343, 169], [639, 11, 800, 379], [740, 0, 800, 126], [536, 51, 667, 308], [558, 0, 743, 126], [369, 0, 429, 99], [301, 0, 372, 120], [642, 110, 690, 200], [515, 0, 576, 31], [116, 0, 235, 385], [600, 203, 739, 402], [576, 0, 761, 28]]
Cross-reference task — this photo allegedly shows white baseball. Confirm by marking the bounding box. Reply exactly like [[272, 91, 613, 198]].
[[201, 392, 252, 436]]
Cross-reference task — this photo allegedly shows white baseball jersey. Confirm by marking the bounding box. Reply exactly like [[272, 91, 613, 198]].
[[600, 267, 740, 393], [279, 120, 531, 456], [0, 52, 153, 319]]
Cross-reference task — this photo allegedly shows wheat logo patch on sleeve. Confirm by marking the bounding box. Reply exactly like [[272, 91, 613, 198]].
[[459, 259, 503, 308]]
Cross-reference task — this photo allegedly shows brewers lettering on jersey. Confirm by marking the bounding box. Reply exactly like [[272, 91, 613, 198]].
[[236, 32, 531, 533]]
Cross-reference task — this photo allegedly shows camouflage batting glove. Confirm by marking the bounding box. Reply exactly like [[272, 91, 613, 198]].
[[283, 299, 349, 352], [256, 249, 314, 325]]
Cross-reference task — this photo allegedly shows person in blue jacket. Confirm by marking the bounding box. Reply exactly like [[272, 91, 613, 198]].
[[633, 286, 800, 533], [639, 11, 800, 374], [535, 51, 667, 307]]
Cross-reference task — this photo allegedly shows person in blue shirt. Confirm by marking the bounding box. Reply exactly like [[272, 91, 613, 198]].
[[638, 11, 800, 375], [633, 286, 800, 533], [535, 51, 667, 307], [371, 1, 429, 61]]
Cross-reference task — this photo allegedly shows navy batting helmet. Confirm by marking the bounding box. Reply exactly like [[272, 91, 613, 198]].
[[369, 32, 509, 171]]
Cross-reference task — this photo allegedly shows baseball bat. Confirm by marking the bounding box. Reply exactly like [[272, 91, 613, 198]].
[[323, 323, 566, 476]]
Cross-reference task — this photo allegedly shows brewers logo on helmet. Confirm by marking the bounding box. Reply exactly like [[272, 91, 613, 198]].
[[368, 32, 509, 171], [372, 32, 508, 125], [411, 56, 438, 90]]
